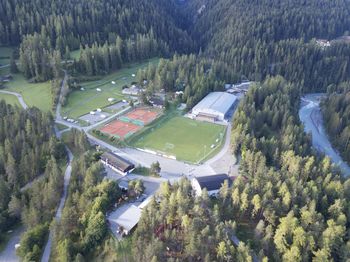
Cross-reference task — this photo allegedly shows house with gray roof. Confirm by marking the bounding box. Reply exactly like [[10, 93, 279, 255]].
[[191, 174, 232, 197]]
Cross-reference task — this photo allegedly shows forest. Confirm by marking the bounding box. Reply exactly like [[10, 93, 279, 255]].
[[136, 54, 236, 108], [1, 0, 350, 261], [185, 0, 350, 91], [0, 101, 66, 260], [129, 77, 350, 261], [322, 83, 350, 163]]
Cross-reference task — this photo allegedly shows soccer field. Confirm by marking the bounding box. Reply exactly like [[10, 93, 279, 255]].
[[132, 116, 226, 163]]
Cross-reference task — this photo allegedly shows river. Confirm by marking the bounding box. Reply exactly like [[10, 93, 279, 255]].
[[299, 93, 350, 177]]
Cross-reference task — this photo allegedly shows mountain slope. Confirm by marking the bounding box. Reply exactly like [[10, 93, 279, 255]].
[[0, 0, 194, 53]]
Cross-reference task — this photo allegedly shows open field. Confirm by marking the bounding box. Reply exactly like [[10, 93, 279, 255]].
[[62, 58, 159, 119], [2, 74, 52, 112], [0, 93, 21, 107], [0, 47, 13, 66], [131, 116, 226, 163]]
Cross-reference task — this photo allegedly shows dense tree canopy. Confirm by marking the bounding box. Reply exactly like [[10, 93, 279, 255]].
[[136, 54, 236, 108], [0, 0, 193, 53], [229, 76, 350, 260], [322, 83, 350, 163], [0, 101, 66, 257], [185, 0, 350, 91], [52, 150, 122, 261], [133, 179, 253, 261]]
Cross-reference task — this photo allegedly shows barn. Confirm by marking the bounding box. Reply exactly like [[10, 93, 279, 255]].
[[191, 92, 238, 122]]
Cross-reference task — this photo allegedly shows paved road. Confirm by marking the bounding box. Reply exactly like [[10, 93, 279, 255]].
[[299, 93, 350, 177], [41, 71, 73, 262], [0, 227, 24, 262], [41, 147, 73, 262], [0, 90, 28, 109], [206, 123, 232, 165]]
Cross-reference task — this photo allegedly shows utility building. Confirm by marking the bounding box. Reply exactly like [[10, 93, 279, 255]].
[[191, 92, 238, 122], [100, 152, 135, 175]]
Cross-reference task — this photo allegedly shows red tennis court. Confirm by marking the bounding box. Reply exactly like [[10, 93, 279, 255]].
[[100, 120, 141, 139], [124, 108, 159, 125]]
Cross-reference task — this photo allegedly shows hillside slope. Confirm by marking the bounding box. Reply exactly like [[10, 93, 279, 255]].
[[185, 0, 350, 90], [0, 0, 193, 53]]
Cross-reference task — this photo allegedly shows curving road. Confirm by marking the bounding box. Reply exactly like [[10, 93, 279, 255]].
[[0, 90, 28, 109], [299, 93, 350, 177]]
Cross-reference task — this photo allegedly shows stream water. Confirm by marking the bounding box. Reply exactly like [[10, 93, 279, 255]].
[[299, 93, 350, 177]]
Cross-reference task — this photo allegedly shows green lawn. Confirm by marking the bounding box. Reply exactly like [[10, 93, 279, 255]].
[[0, 93, 21, 107], [56, 123, 69, 131], [62, 58, 159, 119], [0, 47, 13, 66], [132, 116, 226, 163], [69, 49, 81, 60], [3, 74, 52, 112]]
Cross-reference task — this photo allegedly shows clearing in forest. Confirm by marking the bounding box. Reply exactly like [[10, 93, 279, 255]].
[[62, 58, 159, 119]]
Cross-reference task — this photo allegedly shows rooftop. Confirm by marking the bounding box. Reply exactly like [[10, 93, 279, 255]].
[[101, 152, 134, 172], [194, 174, 232, 191], [192, 92, 237, 115], [113, 205, 142, 231]]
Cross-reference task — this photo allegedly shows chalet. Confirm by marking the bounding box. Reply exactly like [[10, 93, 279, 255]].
[[191, 174, 232, 197], [100, 152, 135, 175]]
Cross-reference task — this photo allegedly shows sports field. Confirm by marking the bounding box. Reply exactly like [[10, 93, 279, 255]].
[[101, 120, 142, 139], [121, 107, 160, 126], [62, 58, 159, 118], [132, 116, 226, 163], [100, 107, 160, 139]]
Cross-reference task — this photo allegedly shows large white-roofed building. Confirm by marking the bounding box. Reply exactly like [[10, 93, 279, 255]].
[[191, 92, 238, 122]]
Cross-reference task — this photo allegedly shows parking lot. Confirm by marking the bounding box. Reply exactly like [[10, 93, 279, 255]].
[[80, 111, 111, 125]]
